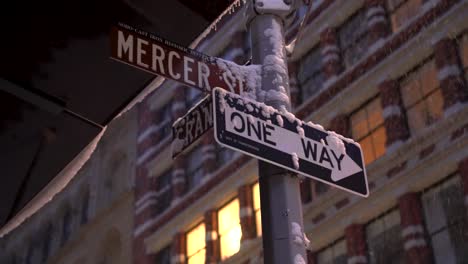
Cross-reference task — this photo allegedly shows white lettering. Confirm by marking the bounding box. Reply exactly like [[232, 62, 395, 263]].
[[183, 56, 196, 86], [194, 111, 204, 136], [137, 38, 148, 68], [168, 51, 181, 79], [117, 30, 133, 62], [198, 61, 211, 91], [152, 44, 165, 74]]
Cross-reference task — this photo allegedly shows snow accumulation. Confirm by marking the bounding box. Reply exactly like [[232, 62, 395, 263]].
[[276, 114, 284, 127], [246, 103, 254, 112], [218, 89, 227, 113], [279, 106, 296, 124], [266, 89, 290, 104], [294, 254, 306, 264], [292, 153, 300, 169], [221, 90, 357, 149], [307, 121, 324, 131], [326, 131, 346, 154], [296, 126, 305, 138], [216, 58, 262, 95], [291, 222, 310, 248]]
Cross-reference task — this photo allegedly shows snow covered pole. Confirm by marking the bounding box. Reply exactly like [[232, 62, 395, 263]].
[[247, 1, 308, 263]]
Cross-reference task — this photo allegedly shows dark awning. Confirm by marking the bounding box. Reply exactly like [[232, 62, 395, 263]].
[[0, 0, 233, 228]]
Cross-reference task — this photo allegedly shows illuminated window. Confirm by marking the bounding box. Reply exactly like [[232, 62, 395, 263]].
[[218, 199, 242, 260], [186, 223, 206, 264], [387, 0, 423, 32], [459, 34, 468, 82], [297, 46, 324, 102], [338, 10, 368, 69], [351, 97, 387, 165], [317, 239, 347, 264], [400, 59, 443, 134], [366, 209, 404, 264], [252, 182, 262, 236], [422, 175, 468, 263]]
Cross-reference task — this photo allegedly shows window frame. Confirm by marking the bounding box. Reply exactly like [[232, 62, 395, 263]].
[[421, 173, 468, 263], [398, 56, 443, 134], [349, 95, 387, 165], [156, 169, 173, 212], [252, 181, 262, 237], [297, 45, 324, 103], [316, 237, 347, 264], [186, 221, 206, 264], [456, 32, 468, 84], [186, 146, 205, 189], [386, 0, 424, 32], [155, 245, 172, 264], [217, 197, 242, 261], [338, 9, 369, 69], [158, 103, 173, 139], [365, 207, 404, 264]]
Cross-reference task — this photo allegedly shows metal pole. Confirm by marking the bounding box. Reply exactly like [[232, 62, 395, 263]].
[[248, 2, 307, 263]]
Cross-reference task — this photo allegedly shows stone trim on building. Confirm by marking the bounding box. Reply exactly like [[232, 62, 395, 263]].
[[434, 38, 468, 115], [378, 79, 410, 150], [398, 192, 432, 263], [238, 184, 256, 241], [205, 209, 220, 264]]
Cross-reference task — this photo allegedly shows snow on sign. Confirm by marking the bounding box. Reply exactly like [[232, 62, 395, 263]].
[[110, 22, 250, 95], [212, 88, 369, 197], [172, 94, 213, 158]]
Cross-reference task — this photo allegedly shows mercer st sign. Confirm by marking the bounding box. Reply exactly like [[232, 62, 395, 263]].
[[110, 23, 247, 94], [212, 88, 369, 197]]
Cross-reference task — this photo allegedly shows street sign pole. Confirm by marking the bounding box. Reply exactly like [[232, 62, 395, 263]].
[[247, 1, 308, 263]]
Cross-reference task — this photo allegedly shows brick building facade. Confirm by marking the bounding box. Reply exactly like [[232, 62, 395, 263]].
[[133, 0, 468, 263]]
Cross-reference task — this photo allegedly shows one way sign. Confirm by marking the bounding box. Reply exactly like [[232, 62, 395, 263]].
[[213, 88, 369, 197]]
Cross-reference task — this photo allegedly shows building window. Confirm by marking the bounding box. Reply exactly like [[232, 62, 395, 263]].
[[42, 225, 52, 262], [187, 147, 204, 189], [387, 0, 423, 32], [338, 10, 368, 69], [25, 245, 34, 264], [422, 175, 468, 263], [215, 143, 235, 169], [366, 209, 404, 264], [186, 88, 203, 109], [186, 223, 206, 264], [159, 103, 173, 139], [61, 208, 72, 244], [316, 239, 347, 264], [218, 198, 242, 260], [314, 181, 329, 195], [80, 191, 89, 224], [400, 59, 443, 134], [350, 97, 386, 165], [297, 46, 324, 102], [252, 182, 262, 237], [156, 170, 172, 212], [155, 245, 171, 264], [459, 34, 468, 82]]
